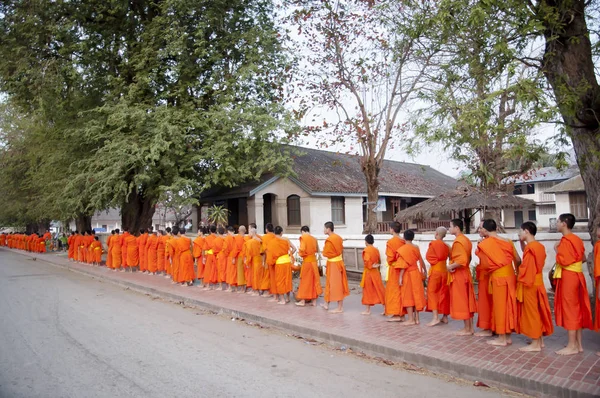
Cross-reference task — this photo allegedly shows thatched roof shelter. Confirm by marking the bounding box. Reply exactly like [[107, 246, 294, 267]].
[[395, 185, 535, 222]]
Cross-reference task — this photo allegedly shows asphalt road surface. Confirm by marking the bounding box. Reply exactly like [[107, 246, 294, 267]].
[[0, 250, 510, 398]]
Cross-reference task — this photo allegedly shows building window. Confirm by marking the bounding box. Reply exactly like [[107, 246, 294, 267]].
[[569, 192, 588, 220], [155, 224, 160, 231], [528, 210, 537, 221], [538, 204, 556, 215], [513, 185, 523, 195], [102, 225, 107, 230], [287, 195, 301, 226], [331, 196, 345, 225], [526, 184, 535, 194]]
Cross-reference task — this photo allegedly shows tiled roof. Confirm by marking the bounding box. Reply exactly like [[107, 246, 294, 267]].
[[508, 166, 580, 184], [200, 146, 457, 200], [544, 175, 585, 193]]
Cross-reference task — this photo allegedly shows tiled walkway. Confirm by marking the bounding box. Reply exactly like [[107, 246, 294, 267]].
[[4, 248, 599, 398]]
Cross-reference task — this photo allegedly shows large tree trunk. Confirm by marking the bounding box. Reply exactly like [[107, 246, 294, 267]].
[[75, 214, 92, 233], [121, 186, 157, 233], [362, 159, 380, 234], [541, 0, 600, 244]]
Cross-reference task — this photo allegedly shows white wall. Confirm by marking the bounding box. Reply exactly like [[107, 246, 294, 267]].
[[284, 232, 595, 296]]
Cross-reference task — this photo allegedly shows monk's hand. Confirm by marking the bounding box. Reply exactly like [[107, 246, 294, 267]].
[[373, 263, 380, 268], [398, 278, 403, 286]]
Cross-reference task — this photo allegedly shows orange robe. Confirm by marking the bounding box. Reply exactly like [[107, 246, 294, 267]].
[[215, 236, 226, 283], [262, 232, 277, 294], [193, 236, 205, 279], [106, 235, 113, 268], [125, 234, 139, 267], [449, 235, 477, 320], [478, 237, 517, 335], [397, 244, 426, 311], [384, 237, 406, 316], [84, 235, 93, 263], [475, 246, 493, 329], [112, 234, 123, 269], [74, 235, 84, 262], [593, 241, 600, 332], [146, 234, 158, 273], [247, 238, 267, 290], [90, 241, 102, 263], [268, 237, 292, 295], [204, 234, 219, 284], [171, 237, 181, 282], [138, 233, 148, 272], [67, 235, 75, 260], [175, 236, 195, 283], [517, 241, 554, 339], [233, 235, 246, 286], [121, 232, 129, 267], [361, 246, 385, 306], [165, 236, 174, 276], [242, 237, 253, 288], [554, 234, 592, 330], [296, 234, 322, 300], [323, 233, 349, 302], [225, 234, 238, 286], [426, 240, 450, 315], [157, 235, 167, 272]]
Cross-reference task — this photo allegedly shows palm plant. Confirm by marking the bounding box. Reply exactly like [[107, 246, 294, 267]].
[[207, 205, 230, 227]]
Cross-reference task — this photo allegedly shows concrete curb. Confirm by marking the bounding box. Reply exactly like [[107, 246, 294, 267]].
[[6, 249, 596, 398]]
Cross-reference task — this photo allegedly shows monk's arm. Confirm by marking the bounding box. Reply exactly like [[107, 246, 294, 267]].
[[398, 269, 405, 286]]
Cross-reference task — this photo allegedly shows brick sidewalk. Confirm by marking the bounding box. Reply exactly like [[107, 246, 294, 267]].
[[4, 248, 599, 398]]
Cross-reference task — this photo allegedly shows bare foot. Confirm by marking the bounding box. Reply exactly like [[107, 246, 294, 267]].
[[295, 301, 306, 307], [519, 345, 541, 352], [475, 330, 493, 337], [440, 317, 448, 324], [277, 300, 286, 305], [329, 308, 343, 314], [401, 321, 417, 326], [556, 347, 580, 356], [311, 301, 317, 307], [387, 316, 403, 323], [454, 329, 474, 336], [487, 339, 508, 347], [262, 294, 273, 299], [320, 303, 329, 310], [361, 311, 371, 315], [426, 319, 440, 327]]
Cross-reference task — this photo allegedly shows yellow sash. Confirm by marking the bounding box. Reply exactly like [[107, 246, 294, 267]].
[[516, 273, 543, 302], [553, 261, 582, 279], [276, 254, 291, 264], [428, 261, 447, 277], [360, 269, 368, 288], [488, 264, 515, 294], [327, 254, 343, 262], [206, 249, 214, 255]]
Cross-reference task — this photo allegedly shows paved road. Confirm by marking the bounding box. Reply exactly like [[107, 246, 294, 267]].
[[0, 251, 509, 398]]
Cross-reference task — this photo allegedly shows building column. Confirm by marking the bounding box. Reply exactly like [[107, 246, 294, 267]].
[[191, 204, 199, 233], [254, 196, 264, 233]]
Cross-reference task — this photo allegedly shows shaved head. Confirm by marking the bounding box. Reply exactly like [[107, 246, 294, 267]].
[[239, 225, 246, 233], [436, 226, 447, 239]]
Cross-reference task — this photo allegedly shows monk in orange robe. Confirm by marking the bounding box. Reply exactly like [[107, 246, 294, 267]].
[[106, 231, 114, 268], [262, 224, 277, 298], [214, 227, 227, 289], [83, 232, 93, 264], [360, 234, 385, 315], [447, 218, 477, 335], [38, 235, 46, 254], [516, 221, 554, 352], [241, 234, 253, 292], [74, 232, 85, 263], [42, 230, 52, 253], [554, 213, 592, 356], [268, 226, 295, 304], [157, 230, 167, 274], [202, 225, 219, 289], [233, 226, 247, 292], [384, 222, 406, 321], [295, 226, 322, 306], [164, 227, 174, 278], [146, 230, 158, 274], [193, 228, 206, 285], [397, 230, 427, 325], [111, 229, 123, 271], [175, 228, 195, 285], [478, 219, 520, 346], [121, 230, 129, 270], [90, 237, 103, 265], [125, 231, 139, 271], [426, 227, 450, 326], [474, 222, 493, 336], [67, 232, 76, 261], [225, 226, 238, 291], [593, 226, 600, 357], [322, 221, 349, 313], [247, 228, 268, 295], [138, 229, 148, 273], [170, 227, 181, 283]]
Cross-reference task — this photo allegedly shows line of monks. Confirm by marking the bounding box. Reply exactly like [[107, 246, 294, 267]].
[[2, 230, 52, 253], [1, 214, 598, 356]]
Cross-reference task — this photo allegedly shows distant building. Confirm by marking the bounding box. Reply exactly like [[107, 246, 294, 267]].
[[198, 146, 457, 234], [68, 207, 189, 232]]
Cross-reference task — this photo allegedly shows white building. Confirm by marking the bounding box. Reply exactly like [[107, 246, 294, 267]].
[[503, 166, 581, 229], [198, 146, 457, 234], [68, 207, 188, 232]]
